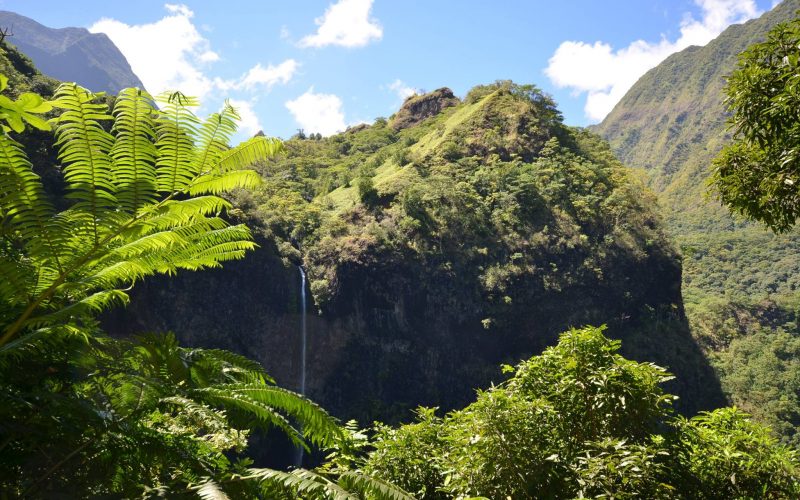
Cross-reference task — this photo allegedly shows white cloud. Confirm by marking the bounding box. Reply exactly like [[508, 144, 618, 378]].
[[240, 60, 299, 90], [387, 79, 417, 100], [90, 3, 216, 99], [545, 0, 761, 122], [214, 59, 299, 92], [299, 0, 382, 48], [285, 88, 346, 136], [228, 99, 262, 136]]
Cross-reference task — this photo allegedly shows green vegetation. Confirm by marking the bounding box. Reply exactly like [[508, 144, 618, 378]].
[[360, 326, 799, 499], [3, 15, 799, 494], [711, 15, 800, 232], [240, 81, 676, 328]]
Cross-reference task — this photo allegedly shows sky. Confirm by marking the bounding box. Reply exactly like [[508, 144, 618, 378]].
[[0, 0, 781, 140]]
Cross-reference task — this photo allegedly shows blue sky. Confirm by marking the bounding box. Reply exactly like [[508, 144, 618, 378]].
[[0, 0, 780, 140]]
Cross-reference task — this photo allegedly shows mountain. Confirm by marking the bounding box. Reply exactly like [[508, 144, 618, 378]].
[[106, 82, 724, 426], [596, 0, 800, 445], [0, 10, 143, 94]]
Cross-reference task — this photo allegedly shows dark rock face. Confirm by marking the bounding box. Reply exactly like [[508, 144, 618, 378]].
[[0, 11, 143, 94], [390, 88, 460, 130], [104, 233, 724, 425]]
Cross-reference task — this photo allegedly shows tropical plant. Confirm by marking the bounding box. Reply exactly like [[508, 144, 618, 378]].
[[711, 14, 800, 232], [361, 326, 800, 499], [0, 330, 344, 496], [0, 82, 284, 354]]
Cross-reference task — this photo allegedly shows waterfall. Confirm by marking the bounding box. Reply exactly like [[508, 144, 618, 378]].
[[299, 266, 307, 396], [295, 265, 308, 467]]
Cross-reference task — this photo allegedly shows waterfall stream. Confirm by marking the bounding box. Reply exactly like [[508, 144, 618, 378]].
[[296, 266, 308, 467], [299, 266, 307, 396]]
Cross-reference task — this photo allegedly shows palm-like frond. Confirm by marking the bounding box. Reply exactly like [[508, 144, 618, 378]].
[[155, 91, 200, 193], [216, 136, 284, 173], [337, 471, 416, 500], [239, 467, 416, 500], [197, 383, 343, 449], [196, 479, 231, 500], [248, 468, 359, 499], [194, 101, 239, 174]]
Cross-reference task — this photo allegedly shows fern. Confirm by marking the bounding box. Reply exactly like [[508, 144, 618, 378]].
[[110, 88, 158, 213], [0, 81, 274, 349], [51, 83, 116, 243]]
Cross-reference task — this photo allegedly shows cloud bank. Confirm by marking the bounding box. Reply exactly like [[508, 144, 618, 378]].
[[545, 0, 761, 122]]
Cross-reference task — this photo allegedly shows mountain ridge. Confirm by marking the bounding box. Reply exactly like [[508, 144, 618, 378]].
[[0, 10, 143, 94]]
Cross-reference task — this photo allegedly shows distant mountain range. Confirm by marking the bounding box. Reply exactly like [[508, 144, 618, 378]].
[[0, 10, 142, 94]]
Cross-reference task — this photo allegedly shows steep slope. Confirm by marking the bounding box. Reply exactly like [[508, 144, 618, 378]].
[[596, 0, 800, 445], [0, 10, 143, 94], [108, 82, 723, 425], [598, 0, 799, 228]]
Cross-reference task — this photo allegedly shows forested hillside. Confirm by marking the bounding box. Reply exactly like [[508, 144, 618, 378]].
[[596, 0, 800, 445], [109, 81, 723, 425]]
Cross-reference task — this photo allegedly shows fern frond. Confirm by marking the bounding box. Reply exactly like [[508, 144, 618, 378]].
[[0, 133, 64, 272], [51, 83, 116, 244], [207, 384, 343, 449], [194, 102, 239, 174], [22, 289, 129, 330], [155, 91, 200, 193], [196, 479, 231, 500], [214, 136, 284, 173], [196, 386, 306, 447], [0, 324, 90, 366], [247, 468, 358, 500], [338, 471, 416, 500], [111, 88, 158, 213], [187, 169, 262, 196], [186, 348, 275, 385]]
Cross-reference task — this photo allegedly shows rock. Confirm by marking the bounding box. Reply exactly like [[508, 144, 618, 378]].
[[390, 87, 460, 130]]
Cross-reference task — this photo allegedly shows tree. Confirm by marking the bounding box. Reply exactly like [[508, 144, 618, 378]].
[[361, 326, 800, 499], [711, 15, 800, 232]]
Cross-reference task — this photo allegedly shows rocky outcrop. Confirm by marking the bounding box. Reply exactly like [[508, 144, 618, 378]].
[[390, 87, 459, 130]]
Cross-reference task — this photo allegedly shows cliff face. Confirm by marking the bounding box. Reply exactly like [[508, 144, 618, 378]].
[[105, 81, 724, 424], [106, 231, 718, 424], [0, 10, 143, 94]]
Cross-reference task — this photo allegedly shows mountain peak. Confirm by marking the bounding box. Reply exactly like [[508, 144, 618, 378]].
[[0, 10, 143, 94], [390, 87, 460, 130]]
